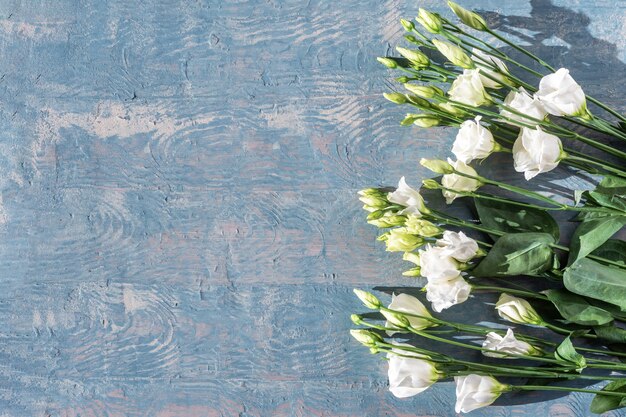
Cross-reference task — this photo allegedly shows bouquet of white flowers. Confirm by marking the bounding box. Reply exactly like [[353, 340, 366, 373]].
[[350, 2, 626, 414]]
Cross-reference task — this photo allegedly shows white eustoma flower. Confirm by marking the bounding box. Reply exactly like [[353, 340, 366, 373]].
[[383, 293, 434, 332], [425, 275, 471, 312], [455, 374, 508, 413], [448, 69, 492, 107], [452, 116, 497, 164], [495, 293, 544, 325], [482, 328, 540, 358], [512, 126, 564, 180], [441, 159, 482, 204], [500, 87, 547, 125], [419, 244, 460, 283], [536, 68, 588, 117], [388, 176, 427, 216], [387, 344, 440, 398], [471, 48, 509, 89], [436, 230, 479, 262]]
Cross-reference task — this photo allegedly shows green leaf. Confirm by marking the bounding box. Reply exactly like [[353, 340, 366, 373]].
[[474, 198, 559, 240], [554, 336, 586, 372], [591, 239, 626, 265], [473, 232, 555, 277], [588, 191, 626, 213], [543, 289, 613, 326], [590, 380, 626, 414], [596, 175, 626, 195], [593, 325, 626, 344], [567, 216, 626, 266], [564, 258, 626, 311]]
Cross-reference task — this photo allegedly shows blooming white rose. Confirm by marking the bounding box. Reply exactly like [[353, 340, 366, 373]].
[[436, 230, 479, 262], [482, 328, 540, 358], [441, 159, 482, 204], [500, 87, 547, 126], [425, 275, 471, 312], [536, 68, 588, 117], [495, 293, 544, 325], [448, 69, 492, 107], [388, 176, 427, 216], [452, 116, 497, 163], [512, 126, 564, 180], [387, 345, 440, 398], [383, 293, 434, 332], [419, 244, 460, 283], [471, 48, 509, 89], [455, 374, 508, 413]]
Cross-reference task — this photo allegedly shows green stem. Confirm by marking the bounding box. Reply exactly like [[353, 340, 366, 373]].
[[471, 285, 548, 301], [515, 385, 626, 397]]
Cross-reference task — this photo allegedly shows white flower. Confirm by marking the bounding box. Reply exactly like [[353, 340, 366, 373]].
[[425, 276, 471, 312], [471, 48, 509, 89], [452, 116, 497, 164], [495, 293, 544, 325], [383, 293, 434, 332], [500, 87, 547, 125], [512, 126, 563, 180], [448, 69, 492, 107], [455, 374, 508, 413], [419, 244, 460, 283], [388, 176, 427, 216], [387, 344, 440, 398], [436, 230, 479, 262], [536, 68, 588, 117], [482, 328, 540, 358], [441, 159, 481, 204]]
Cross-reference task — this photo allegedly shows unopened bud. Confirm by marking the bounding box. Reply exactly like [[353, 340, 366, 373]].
[[368, 213, 406, 228], [400, 18, 415, 32], [353, 289, 383, 309], [405, 217, 441, 237], [350, 329, 383, 346], [402, 267, 422, 277], [396, 76, 410, 83], [432, 39, 474, 69], [416, 8, 443, 33], [404, 84, 444, 99], [412, 114, 440, 128], [350, 314, 364, 325], [422, 179, 440, 189], [396, 46, 430, 69], [403, 251, 421, 266], [381, 310, 411, 328], [383, 92, 407, 104], [404, 34, 421, 45], [377, 57, 398, 69], [420, 158, 454, 174], [448, 1, 489, 31]]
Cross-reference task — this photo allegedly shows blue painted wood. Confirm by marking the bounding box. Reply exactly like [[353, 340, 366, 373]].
[[0, 0, 624, 415]]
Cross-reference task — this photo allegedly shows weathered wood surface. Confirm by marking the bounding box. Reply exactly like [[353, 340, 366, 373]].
[[0, 0, 624, 416]]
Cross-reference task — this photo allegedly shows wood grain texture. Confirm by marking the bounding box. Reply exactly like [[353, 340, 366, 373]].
[[0, 0, 624, 416]]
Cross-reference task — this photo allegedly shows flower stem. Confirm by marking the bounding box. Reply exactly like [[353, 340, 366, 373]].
[[514, 384, 626, 397]]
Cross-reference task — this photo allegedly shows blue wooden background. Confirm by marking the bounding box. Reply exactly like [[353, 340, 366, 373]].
[[0, 0, 624, 416]]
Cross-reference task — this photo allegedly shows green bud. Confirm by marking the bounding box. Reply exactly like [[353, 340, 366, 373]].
[[369, 346, 380, 354], [422, 179, 440, 189], [368, 212, 406, 228], [405, 95, 431, 108], [420, 158, 454, 174], [476, 248, 488, 257], [396, 76, 410, 83], [416, 8, 443, 33], [405, 216, 441, 237], [400, 18, 415, 32], [402, 251, 421, 266], [358, 188, 388, 209], [402, 267, 422, 277], [350, 314, 364, 325], [377, 232, 389, 242], [437, 102, 467, 116], [383, 92, 407, 104], [404, 84, 444, 99], [350, 329, 383, 347], [432, 39, 474, 69], [381, 310, 411, 328], [396, 46, 430, 68], [377, 57, 398, 69], [448, 1, 489, 31], [353, 289, 383, 309], [404, 34, 420, 45], [385, 228, 424, 252], [412, 114, 440, 128]]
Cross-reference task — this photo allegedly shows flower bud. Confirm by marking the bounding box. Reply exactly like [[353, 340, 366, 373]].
[[404, 34, 421, 45], [369, 346, 380, 354], [385, 293, 435, 330], [421, 179, 440, 189], [377, 57, 398, 69], [358, 188, 388, 209], [455, 375, 508, 413], [396, 46, 430, 68], [353, 289, 383, 309], [482, 328, 542, 359], [350, 314, 364, 325], [381, 310, 411, 328], [416, 8, 443, 33], [402, 251, 421, 266], [400, 18, 416, 32], [412, 115, 440, 128], [402, 267, 422, 277], [495, 293, 544, 325], [405, 217, 441, 237], [448, 1, 489, 31], [405, 95, 431, 108], [404, 84, 443, 99], [432, 39, 474, 69], [441, 159, 482, 204], [437, 102, 467, 116], [368, 212, 406, 228], [383, 92, 407, 104], [350, 329, 383, 346], [420, 158, 454, 174], [396, 76, 410, 83], [385, 228, 424, 252]]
